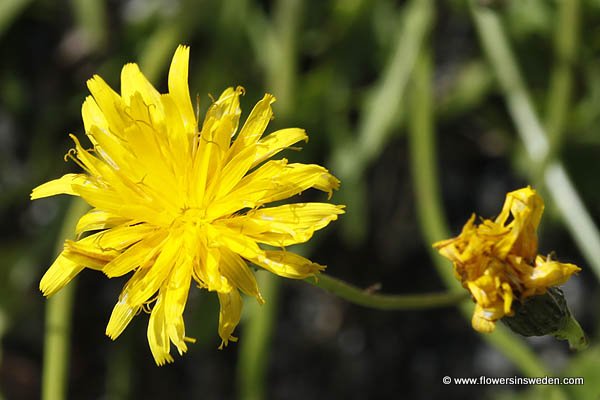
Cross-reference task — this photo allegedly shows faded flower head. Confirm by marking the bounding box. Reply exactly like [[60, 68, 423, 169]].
[[433, 187, 580, 333], [31, 45, 344, 365]]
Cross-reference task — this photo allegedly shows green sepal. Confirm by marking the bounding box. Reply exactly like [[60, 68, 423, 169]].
[[502, 287, 588, 351]]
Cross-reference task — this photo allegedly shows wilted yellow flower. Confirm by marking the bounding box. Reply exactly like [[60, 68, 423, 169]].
[[433, 187, 580, 334], [31, 45, 344, 365]]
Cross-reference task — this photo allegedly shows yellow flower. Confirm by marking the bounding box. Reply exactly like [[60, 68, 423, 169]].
[[31, 45, 344, 365], [433, 187, 580, 334]]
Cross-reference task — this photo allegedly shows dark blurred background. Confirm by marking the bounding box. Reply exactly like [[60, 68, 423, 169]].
[[2, 0, 600, 399]]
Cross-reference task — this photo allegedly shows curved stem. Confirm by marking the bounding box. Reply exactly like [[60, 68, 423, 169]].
[[305, 274, 468, 310], [42, 198, 89, 400]]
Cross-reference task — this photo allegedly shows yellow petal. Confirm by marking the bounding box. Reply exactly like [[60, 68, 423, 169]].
[[75, 209, 128, 234], [163, 255, 193, 353], [202, 87, 243, 150], [89, 223, 156, 250], [217, 289, 242, 349], [39, 252, 85, 297], [501, 282, 513, 315], [525, 256, 581, 289], [471, 304, 497, 333], [81, 96, 108, 138], [220, 203, 345, 246], [86, 124, 132, 176], [124, 234, 179, 307], [87, 75, 127, 133], [212, 143, 258, 200], [226, 93, 275, 162], [251, 128, 308, 168], [103, 229, 168, 277], [209, 225, 264, 261], [120, 62, 162, 109], [219, 247, 263, 303], [256, 163, 341, 203], [206, 159, 286, 218], [209, 161, 340, 219], [120, 121, 181, 212], [190, 126, 221, 206], [60, 223, 155, 271], [196, 229, 231, 293], [495, 186, 544, 260], [31, 173, 88, 199], [158, 94, 193, 186], [75, 182, 170, 227], [253, 250, 325, 279], [147, 255, 193, 365], [168, 45, 196, 135], [106, 299, 141, 340], [147, 292, 174, 366], [63, 239, 117, 269], [68, 134, 107, 177]]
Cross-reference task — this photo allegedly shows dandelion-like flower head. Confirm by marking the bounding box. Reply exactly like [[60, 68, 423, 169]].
[[433, 187, 580, 333], [32, 45, 344, 364]]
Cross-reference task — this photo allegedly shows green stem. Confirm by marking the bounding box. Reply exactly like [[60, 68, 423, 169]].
[[104, 335, 133, 400], [236, 272, 279, 400], [408, 47, 558, 384], [554, 314, 588, 352], [544, 0, 579, 167], [41, 198, 89, 400], [468, 1, 600, 283], [305, 274, 467, 310]]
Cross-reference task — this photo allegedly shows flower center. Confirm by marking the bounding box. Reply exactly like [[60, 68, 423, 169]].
[[175, 207, 208, 227]]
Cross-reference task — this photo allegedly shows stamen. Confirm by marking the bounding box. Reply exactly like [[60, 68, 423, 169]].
[[64, 148, 91, 174]]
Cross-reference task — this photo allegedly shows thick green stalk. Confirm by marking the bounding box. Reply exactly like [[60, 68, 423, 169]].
[[236, 272, 279, 400], [406, 49, 457, 288], [468, 1, 600, 282], [544, 0, 579, 163], [305, 274, 467, 309], [408, 49, 561, 388], [42, 198, 89, 400]]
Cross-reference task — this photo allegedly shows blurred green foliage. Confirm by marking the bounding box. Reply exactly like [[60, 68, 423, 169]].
[[2, 0, 600, 399]]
